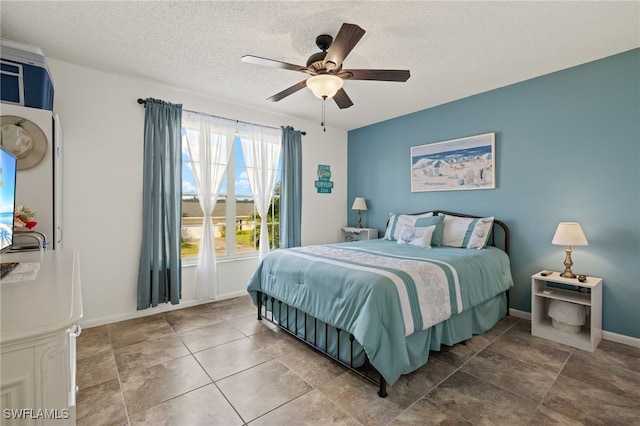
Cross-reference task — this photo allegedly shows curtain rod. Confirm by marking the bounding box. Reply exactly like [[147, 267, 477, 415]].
[[137, 98, 306, 135]]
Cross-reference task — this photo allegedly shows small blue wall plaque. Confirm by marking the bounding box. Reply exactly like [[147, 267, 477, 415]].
[[315, 164, 333, 194]]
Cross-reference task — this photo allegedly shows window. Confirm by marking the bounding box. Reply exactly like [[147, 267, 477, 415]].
[[181, 133, 281, 260]]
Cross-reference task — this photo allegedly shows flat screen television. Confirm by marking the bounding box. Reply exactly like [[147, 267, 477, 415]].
[[1, 145, 18, 254]]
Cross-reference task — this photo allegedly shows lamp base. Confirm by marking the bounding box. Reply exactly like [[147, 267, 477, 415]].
[[560, 246, 576, 279]]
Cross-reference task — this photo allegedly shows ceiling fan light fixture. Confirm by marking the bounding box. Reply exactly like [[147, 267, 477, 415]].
[[306, 74, 343, 99]]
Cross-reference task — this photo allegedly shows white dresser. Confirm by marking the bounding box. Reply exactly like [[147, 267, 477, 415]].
[[1, 250, 83, 425]]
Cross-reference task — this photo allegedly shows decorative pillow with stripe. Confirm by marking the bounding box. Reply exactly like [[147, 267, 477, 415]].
[[414, 215, 445, 247], [440, 214, 494, 249], [384, 212, 434, 240], [397, 225, 436, 248]]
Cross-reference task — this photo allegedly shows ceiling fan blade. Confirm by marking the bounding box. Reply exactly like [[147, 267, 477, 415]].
[[267, 80, 308, 102], [341, 69, 410, 82], [323, 23, 366, 70], [242, 55, 308, 72], [333, 88, 354, 109]]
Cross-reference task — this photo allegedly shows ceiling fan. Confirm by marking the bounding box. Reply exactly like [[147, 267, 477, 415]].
[[241, 23, 411, 110]]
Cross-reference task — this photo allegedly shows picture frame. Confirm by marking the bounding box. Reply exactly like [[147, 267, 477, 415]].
[[411, 133, 495, 192]]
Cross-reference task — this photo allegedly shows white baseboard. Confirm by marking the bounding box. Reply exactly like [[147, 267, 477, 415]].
[[81, 302, 640, 349], [79, 290, 250, 329], [508, 308, 640, 348], [602, 330, 640, 348], [509, 308, 531, 320]]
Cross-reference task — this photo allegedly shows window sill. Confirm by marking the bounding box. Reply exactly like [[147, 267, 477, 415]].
[[181, 255, 259, 268]]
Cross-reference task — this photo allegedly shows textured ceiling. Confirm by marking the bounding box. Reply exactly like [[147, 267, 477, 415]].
[[1, 1, 639, 131]]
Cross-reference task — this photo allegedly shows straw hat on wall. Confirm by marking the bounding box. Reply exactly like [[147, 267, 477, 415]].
[[0, 116, 47, 170]]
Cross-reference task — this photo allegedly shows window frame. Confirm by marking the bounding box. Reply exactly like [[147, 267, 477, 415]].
[[181, 133, 281, 263]]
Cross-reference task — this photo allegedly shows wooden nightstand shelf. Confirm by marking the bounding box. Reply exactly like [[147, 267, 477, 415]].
[[531, 271, 602, 352], [341, 227, 378, 242]]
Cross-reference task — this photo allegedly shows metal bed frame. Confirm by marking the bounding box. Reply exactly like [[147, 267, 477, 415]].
[[255, 210, 510, 398], [256, 292, 388, 396]]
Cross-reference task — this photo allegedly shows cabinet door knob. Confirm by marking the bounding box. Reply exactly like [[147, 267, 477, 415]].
[[71, 324, 82, 337]]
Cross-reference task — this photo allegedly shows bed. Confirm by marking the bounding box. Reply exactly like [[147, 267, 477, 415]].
[[246, 210, 513, 397]]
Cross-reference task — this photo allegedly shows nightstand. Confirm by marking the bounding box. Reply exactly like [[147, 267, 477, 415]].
[[341, 227, 378, 242], [531, 271, 602, 352]]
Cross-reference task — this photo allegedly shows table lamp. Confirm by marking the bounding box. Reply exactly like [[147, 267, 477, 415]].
[[351, 197, 368, 228], [551, 222, 588, 278]]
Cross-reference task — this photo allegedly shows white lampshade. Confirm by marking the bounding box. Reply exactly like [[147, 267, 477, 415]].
[[306, 74, 344, 99], [351, 197, 368, 211], [552, 222, 589, 246]]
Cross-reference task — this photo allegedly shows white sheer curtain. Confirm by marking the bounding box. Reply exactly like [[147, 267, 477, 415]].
[[237, 122, 282, 259], [183, 111, 235, 299]]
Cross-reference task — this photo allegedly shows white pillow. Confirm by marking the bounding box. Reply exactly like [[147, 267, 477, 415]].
[[397, 225, 436, 248], [440, 214, 494, 249], [384, 212, 434, 240]]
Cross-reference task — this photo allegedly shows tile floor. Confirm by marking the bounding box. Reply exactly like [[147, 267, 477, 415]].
[[76, 296, 640, 425]]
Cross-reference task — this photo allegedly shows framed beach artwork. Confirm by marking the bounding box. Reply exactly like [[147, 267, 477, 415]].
[[411, 133, 495, 192]]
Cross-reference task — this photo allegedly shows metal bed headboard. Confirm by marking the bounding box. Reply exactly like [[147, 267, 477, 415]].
[[386, 210, 510, 255]]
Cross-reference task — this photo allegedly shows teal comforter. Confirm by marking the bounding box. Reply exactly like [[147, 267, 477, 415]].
[[246, 239, 513, 385]]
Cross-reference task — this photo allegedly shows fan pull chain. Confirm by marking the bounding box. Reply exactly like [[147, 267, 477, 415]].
[[321, 96, 327, 132]]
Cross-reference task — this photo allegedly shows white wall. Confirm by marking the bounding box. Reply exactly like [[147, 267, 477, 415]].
[[47, 59, 348, 328]]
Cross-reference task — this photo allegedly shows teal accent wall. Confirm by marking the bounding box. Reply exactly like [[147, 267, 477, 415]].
[[347, 49, 640, 338]]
